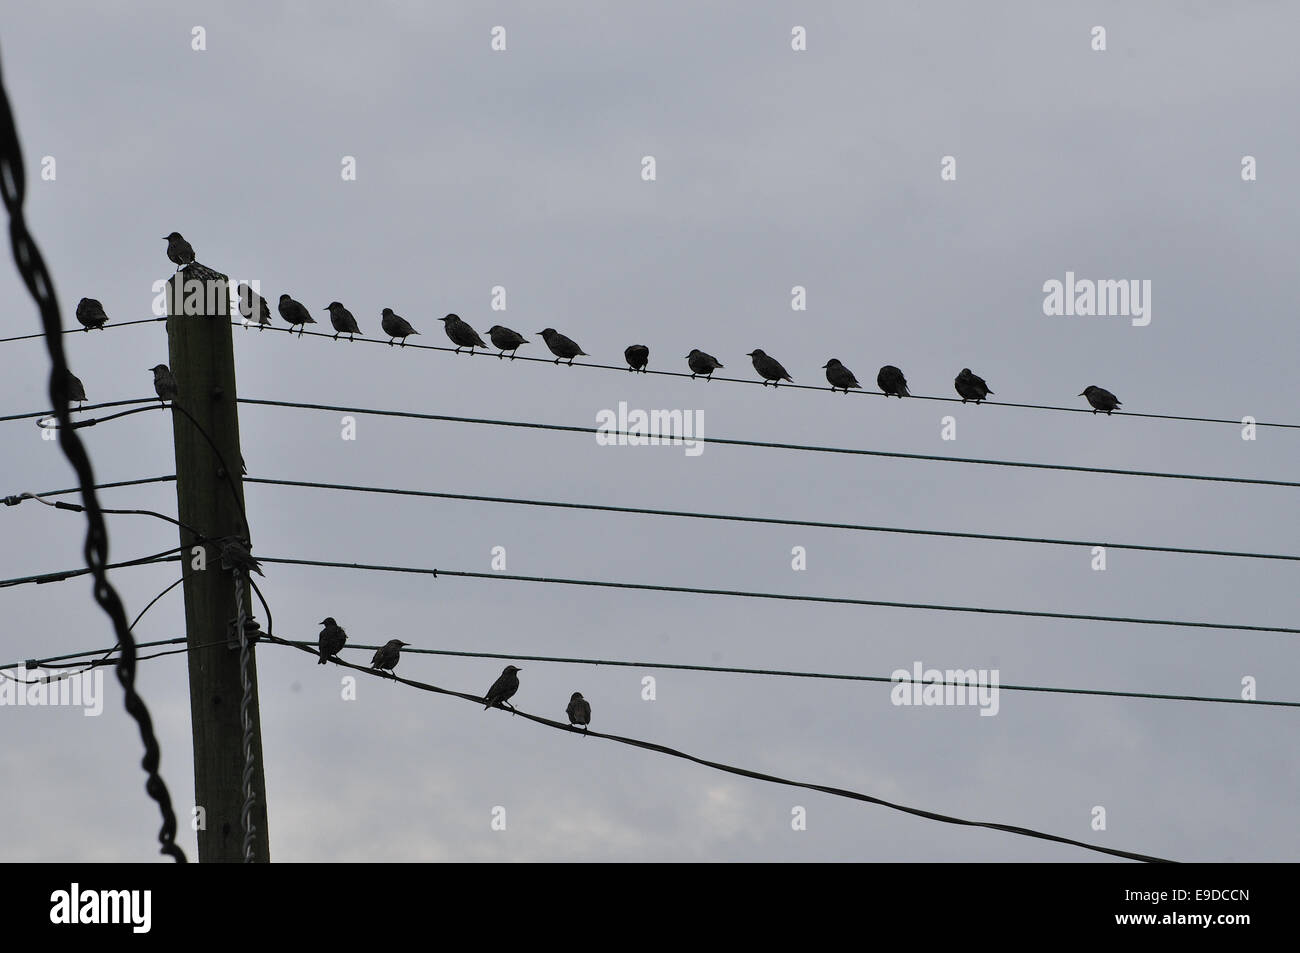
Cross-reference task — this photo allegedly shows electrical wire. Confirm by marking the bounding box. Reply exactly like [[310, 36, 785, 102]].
[[232, 319, 1300, 431], [262, 633, 1173, 863], [0, 549, 182, 589], [242, 476, 1300, 564], [265, 640, 1295, 709], [252, 555, 1300, 636], [238, 397, 1300, 489], [0, 315, 165, 344]]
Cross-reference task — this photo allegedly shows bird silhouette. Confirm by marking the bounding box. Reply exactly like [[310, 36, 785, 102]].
[[823, 359, 860, 394], [686, 349, 723, 380], [1079, 385, 1121, 415], [747, 349, 793, 387], [877, 365, 910, 398], [487, 325, 528, 359], [954, 368, 993, 404], [325, 302, 361, 341], [381, 308, 419, 346]]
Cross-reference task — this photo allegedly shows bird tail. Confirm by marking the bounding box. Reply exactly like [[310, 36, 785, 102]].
[[317, 656, 326, 665]]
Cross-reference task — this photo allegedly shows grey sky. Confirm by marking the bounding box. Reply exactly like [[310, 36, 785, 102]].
[[1, 1, 1297, 861]]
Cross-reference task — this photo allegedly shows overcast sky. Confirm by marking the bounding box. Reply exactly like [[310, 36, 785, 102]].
[[2, 1, 1297, 862]]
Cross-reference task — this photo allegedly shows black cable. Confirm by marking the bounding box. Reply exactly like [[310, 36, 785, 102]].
[[0, 50, 185, 861], [0, 315, 164, 344], [0, 397, 159, 424], [243, 476, 1300, 564], [2, 475, 177, 501], [264, 634, 1173, 863], [269, 641, 1293, 709], [8, 490, 205, 539], [234, 320, 1300, 432], [0, 549, 182, 589], [253, 555, 1300, 636], [238, 398, 1300, 490]]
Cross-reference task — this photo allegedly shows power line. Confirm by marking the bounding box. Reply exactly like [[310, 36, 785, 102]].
[[238, 397, 1300, 489], [234, 318, 1300, 431], [2, 475, 176, 503], [243, 476, 1300, 564], [0, 550, 182, 589], [0, 50, 185, 862], [4, 313, 1296, 432], [0, 315, 164, 344], [261, 633, 1173, 862], [254, 555, 1300, 636], [268, 639, 1300, 709], [0, 397, 159, 424]]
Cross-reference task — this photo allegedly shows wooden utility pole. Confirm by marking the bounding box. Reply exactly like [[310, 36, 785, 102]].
[[166, 266, 270, 862]]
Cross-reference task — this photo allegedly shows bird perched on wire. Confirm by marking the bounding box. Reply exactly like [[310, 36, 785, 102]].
[[823, 359, 860, 394], [566, 692, 591, 732], [325, 302, 361, 341], [439, 314, 489, 354], [537, 328, 586, 365], [486, 325, 528, 359], [483, 665, 522, 711], [75, 297, 108, 331], [162, 232, 195, 271], [380, 308, 419, 346], [216, 535, 263, 577], [317, 618, 347, 665], [877, 365, 910, 398], [236, 284, 272, 330], [954, 368, 993, 404], [686, 349, 723, 380], [149, 364, 177, 405], [624, 344, 649, 372], [61, 369, 87, 409], [1079, 385, 1121, 415], [747, 349, 793, 387], [278, 294, 316, 337], [370, 639, 410, 675]]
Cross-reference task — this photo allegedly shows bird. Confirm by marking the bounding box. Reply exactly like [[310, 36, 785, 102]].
[[1079, 385, 1122, 415], [75, 297, 108, 331], [162, 232, 195, 271], [537, 328, 587, 365], [487, 325, 528, 359], [747, 349, 793, 387], [686, 349, 723, 380], [317, 617, 347, 665], [624, 344, 649, 372], [149, 364, 177, 405], [566, 692, 591, 732], [954, 368, 993, 404], [823, 359, 860, 394], [439, 314, 489, 353], [877, 365, 910, 398], [278, 294, 316, 337], [60, 369, 87, 409], [325, 302, 361, 341], [483, 665, 522, 711], [380, 308, 418, 346], [216, 535, 263, 577], [236, 284, 272, 330], [370, 639, 410, 675]]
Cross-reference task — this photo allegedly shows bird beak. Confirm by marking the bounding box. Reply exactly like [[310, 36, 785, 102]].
[[1077, 391, 1085, 396], [821, 363, 829, 368]]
